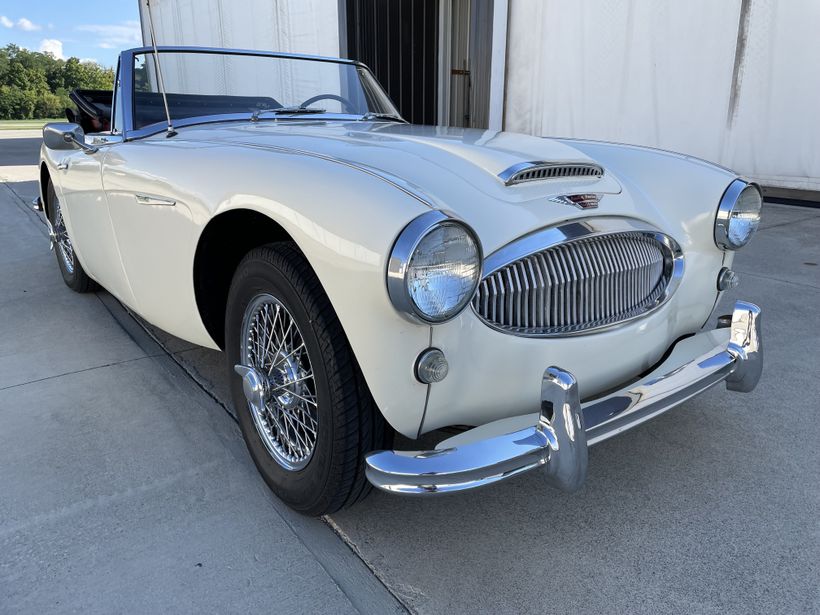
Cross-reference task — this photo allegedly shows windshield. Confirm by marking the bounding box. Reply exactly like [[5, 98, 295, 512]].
[[131, 50, 400, 130]]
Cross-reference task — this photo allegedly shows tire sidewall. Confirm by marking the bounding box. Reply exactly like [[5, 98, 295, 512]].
[[47, 181, 75, 284], [225, 254, 337, 511]]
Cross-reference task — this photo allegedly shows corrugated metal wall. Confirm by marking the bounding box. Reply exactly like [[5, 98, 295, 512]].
[[505, 0, 820, 191], [466, 0, 493, 128], [447, 0, 470, 127], [344, 0, 439, 125], [444, 0, 493, 128]]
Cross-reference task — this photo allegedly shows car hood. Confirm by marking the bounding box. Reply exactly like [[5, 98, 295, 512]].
[[173, 121, 707, 252]]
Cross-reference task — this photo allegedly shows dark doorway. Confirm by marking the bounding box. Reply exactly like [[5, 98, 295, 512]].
[[344, 0, 439, 125]]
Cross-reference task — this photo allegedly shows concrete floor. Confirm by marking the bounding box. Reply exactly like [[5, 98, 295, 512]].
[[2, 131, 818, 614]]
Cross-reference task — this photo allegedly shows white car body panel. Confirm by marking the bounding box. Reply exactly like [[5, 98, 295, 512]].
[[49, 149, 136, 305], [41, 121, 738, 439]]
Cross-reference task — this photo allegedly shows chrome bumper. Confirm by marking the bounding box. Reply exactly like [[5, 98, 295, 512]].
[[365, 300, 762, 495]]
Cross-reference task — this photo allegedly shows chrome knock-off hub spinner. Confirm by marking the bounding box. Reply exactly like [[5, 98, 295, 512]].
[[234, 365, 269, 412]]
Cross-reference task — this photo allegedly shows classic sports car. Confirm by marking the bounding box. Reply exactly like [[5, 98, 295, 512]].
[[37, 47, 762, 515]]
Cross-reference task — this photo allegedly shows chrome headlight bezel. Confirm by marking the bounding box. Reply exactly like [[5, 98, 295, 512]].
[[387, 211, 483, 324], [714, 179, 763, 250]]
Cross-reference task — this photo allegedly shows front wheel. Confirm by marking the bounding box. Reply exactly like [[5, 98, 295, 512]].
[[46, 179, 98, 293], [225, 243, 389, 515]]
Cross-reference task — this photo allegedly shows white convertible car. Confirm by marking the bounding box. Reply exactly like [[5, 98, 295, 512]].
[[38, 47, 762, 515]]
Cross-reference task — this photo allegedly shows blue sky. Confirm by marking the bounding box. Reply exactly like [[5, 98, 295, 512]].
[[0, 0, 141, 67]]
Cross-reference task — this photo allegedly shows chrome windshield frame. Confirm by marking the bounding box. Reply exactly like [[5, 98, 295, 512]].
[[117, 46, 399, 140]]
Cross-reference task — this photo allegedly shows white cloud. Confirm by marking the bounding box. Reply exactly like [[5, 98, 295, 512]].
[[79, 58, 99, 65], [1, 15, 14, 28], [39, 38, 65, 60], [76, 20, 142, 50], [16, 17, 41, 31]]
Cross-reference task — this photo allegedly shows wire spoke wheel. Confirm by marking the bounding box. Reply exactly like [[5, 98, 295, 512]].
[[240, 294, 318, 471], [52, 195, 75, 274], [227, 245, 388, 514]]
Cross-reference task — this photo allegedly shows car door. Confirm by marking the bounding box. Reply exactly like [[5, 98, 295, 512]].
[[100, 139, 203, 342]]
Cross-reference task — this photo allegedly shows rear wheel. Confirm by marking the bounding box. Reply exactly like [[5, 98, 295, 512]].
[[225, 243, 389, 515], [46, 179, 98, 293]]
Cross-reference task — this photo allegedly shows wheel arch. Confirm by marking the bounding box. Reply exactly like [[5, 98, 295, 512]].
[[193, 208, 296, 350]]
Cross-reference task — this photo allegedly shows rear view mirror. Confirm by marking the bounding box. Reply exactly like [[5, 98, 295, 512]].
[[42, 123, 98, 154]]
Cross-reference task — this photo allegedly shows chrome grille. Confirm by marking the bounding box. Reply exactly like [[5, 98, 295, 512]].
[[472, 231, 673, 335], [500, 162, 604, 186]]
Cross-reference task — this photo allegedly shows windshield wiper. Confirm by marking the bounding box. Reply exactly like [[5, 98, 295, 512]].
[[251, 106, 327, 122], [360, 112, 408, 124]]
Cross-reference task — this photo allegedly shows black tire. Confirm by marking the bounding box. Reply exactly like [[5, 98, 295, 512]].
[[46, 179, 99, 293], [225, 243, 390, 515]]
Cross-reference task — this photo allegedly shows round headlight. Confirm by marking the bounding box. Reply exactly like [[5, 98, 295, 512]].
[[715, 180, 762, 250], [388, 212, 482, 323]]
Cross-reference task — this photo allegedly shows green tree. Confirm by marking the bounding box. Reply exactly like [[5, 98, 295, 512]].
[[0, 44, 115, 120], [0, 85, 36, 119]]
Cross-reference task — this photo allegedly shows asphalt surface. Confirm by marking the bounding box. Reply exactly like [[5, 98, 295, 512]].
[[0, 132, 41, 166], [2, 131, 819, 614]]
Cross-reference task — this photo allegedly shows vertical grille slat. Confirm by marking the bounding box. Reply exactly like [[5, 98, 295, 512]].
[[473, 231, 673, 335]]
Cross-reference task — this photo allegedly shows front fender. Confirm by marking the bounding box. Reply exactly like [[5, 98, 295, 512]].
[[192, 143, 435, 438]]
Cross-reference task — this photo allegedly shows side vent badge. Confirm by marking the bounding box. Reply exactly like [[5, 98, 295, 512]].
[[549, 194, 602, 210]]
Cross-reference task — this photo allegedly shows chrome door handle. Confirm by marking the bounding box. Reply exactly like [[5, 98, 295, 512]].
[[56, 161, 69, 170], [135, 194, 176, 206]]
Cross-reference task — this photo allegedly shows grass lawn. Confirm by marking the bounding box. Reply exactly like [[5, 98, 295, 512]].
[[0, 119, 63, 130]]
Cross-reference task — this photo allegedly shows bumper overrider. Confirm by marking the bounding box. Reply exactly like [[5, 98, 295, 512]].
[[365, 300, 762, 494]]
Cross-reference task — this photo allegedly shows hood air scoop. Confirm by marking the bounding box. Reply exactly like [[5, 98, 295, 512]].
[[499, 161, 605, 186]]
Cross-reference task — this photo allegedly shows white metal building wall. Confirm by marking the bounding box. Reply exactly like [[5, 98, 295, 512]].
[[137, 1, 343, 116], [504, 0, 820, 191], [138, 0, 340, 61]]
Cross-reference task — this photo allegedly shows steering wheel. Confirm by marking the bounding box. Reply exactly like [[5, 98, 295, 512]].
[[301, 94, 357, 113]]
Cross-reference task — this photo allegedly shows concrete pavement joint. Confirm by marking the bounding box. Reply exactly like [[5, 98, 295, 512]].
[[324, 515, 420, 612], [759, 214, 820, 232], [0, 459, 224, 539], [1, 181, 45, 233], [733, 269, 820, 291], [96, 292, 239, 421], [0, 355, 157, 393]]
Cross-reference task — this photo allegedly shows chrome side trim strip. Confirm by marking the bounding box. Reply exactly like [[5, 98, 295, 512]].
[[365, 301, 762, 495], [135, 193, 176, 206]]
